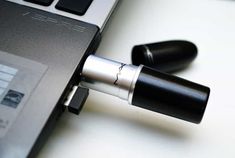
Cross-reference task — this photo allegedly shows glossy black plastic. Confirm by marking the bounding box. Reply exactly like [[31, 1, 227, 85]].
[[132, 66, 210, 123], [132, 40, 198, 73]]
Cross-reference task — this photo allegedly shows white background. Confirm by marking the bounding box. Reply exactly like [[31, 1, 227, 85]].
[[38, 0, 235, 158]]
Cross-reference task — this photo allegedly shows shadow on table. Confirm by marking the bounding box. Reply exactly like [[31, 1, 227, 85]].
[[81, 98, 195, 141]]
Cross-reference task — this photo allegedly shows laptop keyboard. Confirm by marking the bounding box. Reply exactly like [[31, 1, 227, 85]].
[[56, 0, 93, 16], [7, 0, 118, 30], [24, 0, 53, 6], [24, 0, 93, 15]]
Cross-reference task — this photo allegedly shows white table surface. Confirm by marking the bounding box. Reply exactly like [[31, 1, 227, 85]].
[[38, 0, 235, 157]]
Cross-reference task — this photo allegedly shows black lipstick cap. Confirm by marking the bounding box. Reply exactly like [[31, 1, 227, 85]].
[[132, 40, 198, 73]]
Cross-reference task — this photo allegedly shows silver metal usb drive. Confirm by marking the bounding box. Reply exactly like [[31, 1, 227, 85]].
[[80, 55, 210, 124]]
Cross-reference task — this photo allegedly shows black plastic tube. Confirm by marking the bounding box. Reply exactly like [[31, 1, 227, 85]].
[[132, 66, 210, 123]]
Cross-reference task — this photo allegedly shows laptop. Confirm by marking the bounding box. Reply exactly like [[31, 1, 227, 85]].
[[0, 0, 119, 157]]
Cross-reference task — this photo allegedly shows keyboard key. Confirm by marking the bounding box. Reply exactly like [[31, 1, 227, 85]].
[[24, 0, 54, 6], [56, 0, 93, 16]]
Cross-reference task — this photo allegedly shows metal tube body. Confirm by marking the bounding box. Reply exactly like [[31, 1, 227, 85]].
[[80, 55, 142, 101]]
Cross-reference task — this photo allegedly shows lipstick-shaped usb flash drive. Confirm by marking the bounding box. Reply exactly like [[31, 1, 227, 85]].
[[80, 55, 210, 124]]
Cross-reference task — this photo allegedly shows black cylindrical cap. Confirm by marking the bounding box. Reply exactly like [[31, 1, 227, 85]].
[[132, 40, 198, 73], [131, 66, 210, 124]]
